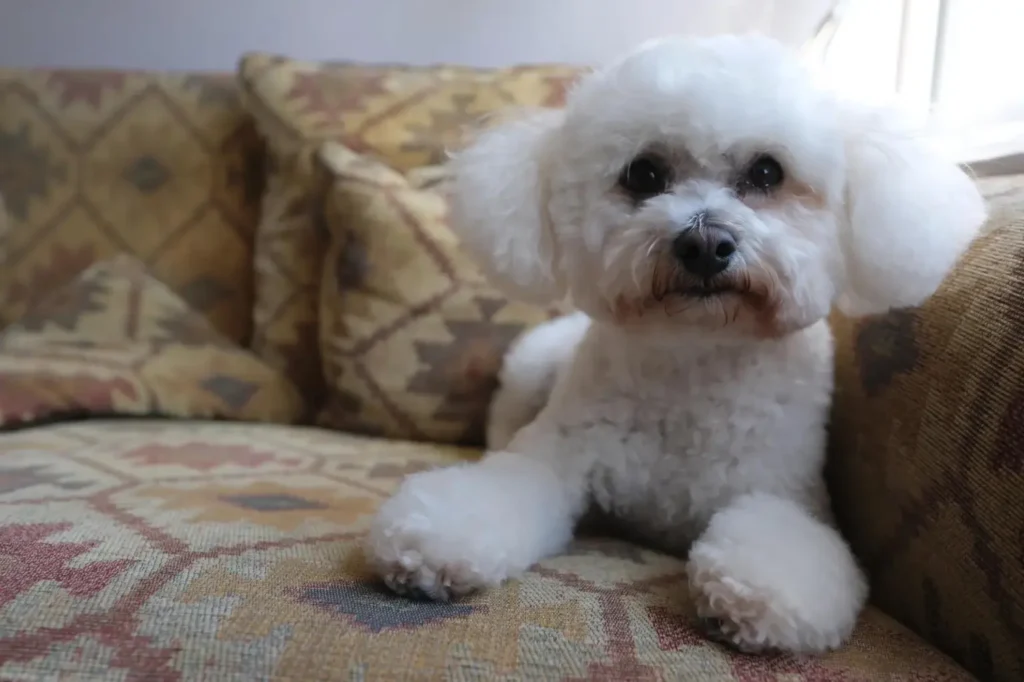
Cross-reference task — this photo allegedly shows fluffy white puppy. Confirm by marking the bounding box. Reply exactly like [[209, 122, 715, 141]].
[[365, 34, 986, 654]]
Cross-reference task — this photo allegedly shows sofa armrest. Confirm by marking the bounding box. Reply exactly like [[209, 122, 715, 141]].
[[827, 205, 1024, 682]]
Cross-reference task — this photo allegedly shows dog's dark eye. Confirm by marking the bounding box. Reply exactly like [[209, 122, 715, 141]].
[[744, 154, 785, 191], [618, 155, 670, 200]]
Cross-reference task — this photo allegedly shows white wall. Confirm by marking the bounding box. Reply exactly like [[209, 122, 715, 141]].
[[0, 0, 832, 71], [4, 1, 1019, 164]]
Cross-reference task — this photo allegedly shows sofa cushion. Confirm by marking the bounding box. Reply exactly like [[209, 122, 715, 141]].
[[0, 255, 304, 429], [0, 69, 263, 342], [0, 419, 975, 680], [236, 52, 581, 405], [828, 175, 1024, 682], [316, 143, 560, 445]]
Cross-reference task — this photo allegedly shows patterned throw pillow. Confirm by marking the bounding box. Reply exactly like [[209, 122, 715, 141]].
[[236, 52, 582, 406], [0, 255, 305, 430], [827, 176, 1024, 682], [316, 142, 562, 446], [0, 70, 263, 342]]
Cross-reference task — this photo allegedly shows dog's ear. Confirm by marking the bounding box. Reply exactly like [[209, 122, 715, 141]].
[[448, 109, 567, 304], [835, 106, 987, 316]]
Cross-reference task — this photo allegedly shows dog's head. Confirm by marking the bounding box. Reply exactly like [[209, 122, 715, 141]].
[[449, 35, 986, 338]]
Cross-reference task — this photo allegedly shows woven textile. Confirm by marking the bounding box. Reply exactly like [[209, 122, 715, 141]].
[[0, 420, 975, 680], [0, 255, 304, 428], [0, 69, 263, 342], [828, 176, 1024, 682], [237, 53, 581, 404], [238, 52, 581, 170], [316, 143, 560, 445]]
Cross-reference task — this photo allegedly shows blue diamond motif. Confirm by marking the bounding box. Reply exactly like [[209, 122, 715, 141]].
[[295, 582, 477, 632]]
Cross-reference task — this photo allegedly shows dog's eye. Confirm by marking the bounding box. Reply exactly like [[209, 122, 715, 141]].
[[618, 155, 670, 199], [744, 155, 785, 191]]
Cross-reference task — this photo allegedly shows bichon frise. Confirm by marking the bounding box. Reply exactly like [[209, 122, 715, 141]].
[[364, 34, 986, 654]]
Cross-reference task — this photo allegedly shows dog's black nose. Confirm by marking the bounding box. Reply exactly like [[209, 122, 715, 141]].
[[672, 225, 736, 278]]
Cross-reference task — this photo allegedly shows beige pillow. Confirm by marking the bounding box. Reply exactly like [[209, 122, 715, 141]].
[[316, 142, 564, 445]]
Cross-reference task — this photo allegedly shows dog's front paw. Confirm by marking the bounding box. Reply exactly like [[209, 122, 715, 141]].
[[687, 549, 858, 655], [689, 569, 791, 654], [367, 520, 495, 602], [687, 494, 867, 655], [364, 466, 513, 601]]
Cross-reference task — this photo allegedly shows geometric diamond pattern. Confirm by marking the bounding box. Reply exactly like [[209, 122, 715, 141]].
[[0, 70, 261, 341], [82, 92, 212, 258]]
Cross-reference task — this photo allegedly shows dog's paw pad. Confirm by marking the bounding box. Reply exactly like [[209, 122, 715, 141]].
[[375, 551, 486, 602], [697, 615, 775, 654], [689, 571, 780, 654]]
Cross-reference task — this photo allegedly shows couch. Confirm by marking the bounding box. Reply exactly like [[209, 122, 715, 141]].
[[0, 55, 1021, 682]]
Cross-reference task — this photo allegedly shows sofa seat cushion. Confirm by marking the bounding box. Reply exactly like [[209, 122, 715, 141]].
[[0, 421, 973, 681]]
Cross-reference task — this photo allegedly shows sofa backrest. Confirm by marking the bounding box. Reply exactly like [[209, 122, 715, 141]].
[[0, 69, 264, 344]]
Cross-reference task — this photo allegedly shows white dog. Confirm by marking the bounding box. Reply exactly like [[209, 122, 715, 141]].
[[365, 35, 986, 654]]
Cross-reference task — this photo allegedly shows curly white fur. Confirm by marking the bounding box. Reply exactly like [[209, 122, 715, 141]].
[[365, 34, 986, 654]]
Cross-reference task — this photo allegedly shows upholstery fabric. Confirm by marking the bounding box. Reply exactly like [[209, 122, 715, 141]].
[[237, 52, 581, 405], [316, 143, 560, 445], [828, 178, 1024, 682], [0, 420, 976, 681], [238, 52, 581, 170], [0, 69, 263, 342], [0, 255, 305, 428]]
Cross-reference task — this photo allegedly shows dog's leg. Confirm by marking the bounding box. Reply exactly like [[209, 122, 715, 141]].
[[365, 428, 588, 601], [686, 492, 868, 654], [487, 311, 590, 450]]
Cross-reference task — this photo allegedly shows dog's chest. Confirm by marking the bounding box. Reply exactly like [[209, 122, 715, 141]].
[[564, 328, 831, 554], [583, 388, 768, 552]]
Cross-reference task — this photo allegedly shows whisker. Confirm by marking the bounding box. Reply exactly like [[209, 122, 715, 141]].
[[665, 297, 690, 317], [631, 260, 644, 293], [633, 237, 660, 294], [651, 258, 663, 302]]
